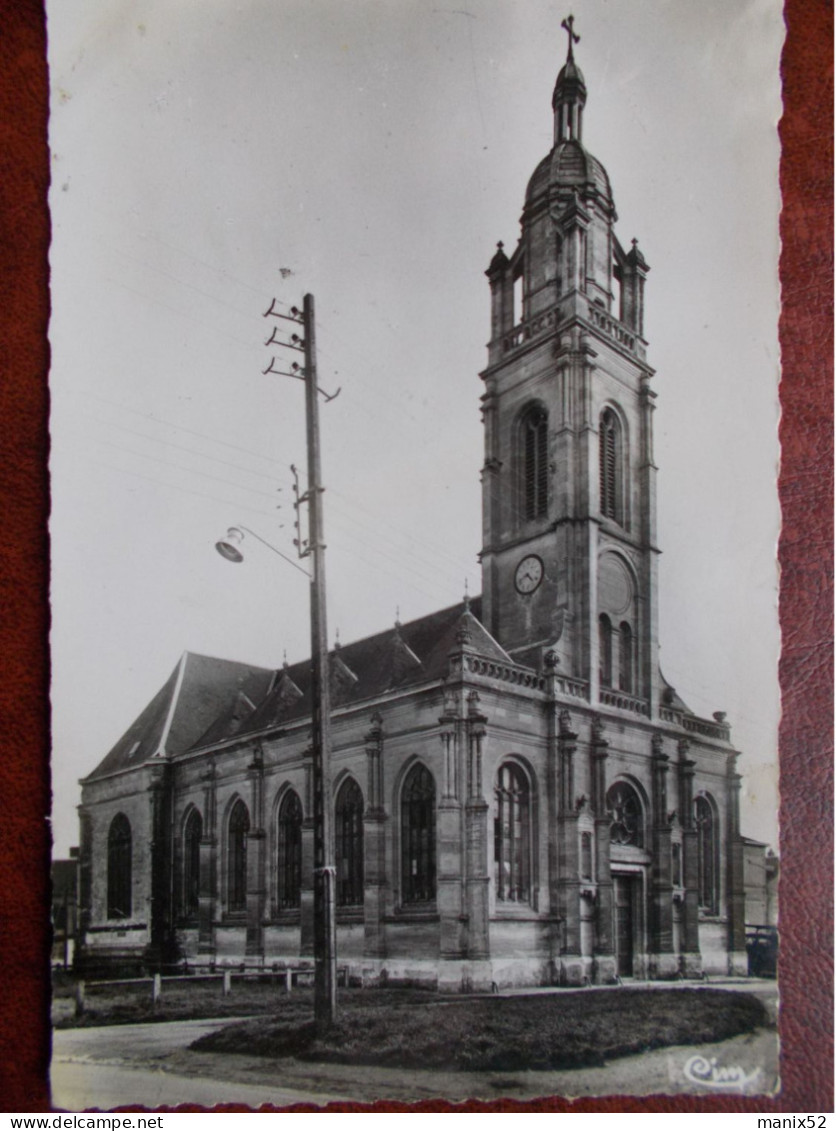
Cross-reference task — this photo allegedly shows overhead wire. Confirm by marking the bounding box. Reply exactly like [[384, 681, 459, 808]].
[[93, 436, 287, 502], [75, 388, 478, 584], [91, 461, 283, 523]]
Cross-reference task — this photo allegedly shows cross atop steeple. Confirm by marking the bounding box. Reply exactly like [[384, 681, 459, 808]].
[[561, 15, 580, 62]]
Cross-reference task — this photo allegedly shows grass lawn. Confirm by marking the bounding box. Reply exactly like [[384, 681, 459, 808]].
[[190, 987, 770, 1072], [51, 970, 305, 1028]]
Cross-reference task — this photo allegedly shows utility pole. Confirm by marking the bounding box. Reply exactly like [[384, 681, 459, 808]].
[[261, 293, 338, 1028], [302, 294, 337, 1026]]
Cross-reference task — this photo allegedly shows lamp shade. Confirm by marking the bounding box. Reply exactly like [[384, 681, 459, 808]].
[[215, 527, 245, 563]]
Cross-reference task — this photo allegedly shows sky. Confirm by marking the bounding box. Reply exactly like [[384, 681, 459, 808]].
[[47, 0, 784, 856]]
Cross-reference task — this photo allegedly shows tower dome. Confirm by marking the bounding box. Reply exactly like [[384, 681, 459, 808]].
[[524, 17, 614, 213]]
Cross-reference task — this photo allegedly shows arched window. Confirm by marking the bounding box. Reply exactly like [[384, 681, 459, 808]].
[[581, 831, 593, 880], [672, 842, 682, 887], [401, 763, 436, 904], [494, 762, 531, 903], [599, 408, 621, 522], [277, 790, 303, 910], [521, 405, 548, 521], [619, 622, 634, 693], [695, 796, 719, 913], [227, 799, 250, 914], [107, 812, 132, 919], [335, 778, 364, 907], [599, 614, 613, 687], [607, 781, 644, 848], [183, 808, 202, 918]]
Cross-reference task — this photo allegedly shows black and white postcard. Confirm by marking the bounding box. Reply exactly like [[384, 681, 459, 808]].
[[48, 0, 783, 1108]]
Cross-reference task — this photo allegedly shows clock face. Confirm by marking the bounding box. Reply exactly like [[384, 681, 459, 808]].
[[515, 554, 544, 594]]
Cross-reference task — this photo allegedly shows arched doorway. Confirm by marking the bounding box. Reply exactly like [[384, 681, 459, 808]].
[[606, 780, 647, 978]]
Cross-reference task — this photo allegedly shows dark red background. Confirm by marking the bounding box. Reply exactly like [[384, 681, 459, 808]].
[[0, 0, 831, 1112]]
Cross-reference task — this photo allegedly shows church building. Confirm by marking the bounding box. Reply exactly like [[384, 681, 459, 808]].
[[76, 32, 748, 988]]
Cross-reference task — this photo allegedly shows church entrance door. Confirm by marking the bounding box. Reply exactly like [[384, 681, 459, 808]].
[[614, 875, 636, 977]]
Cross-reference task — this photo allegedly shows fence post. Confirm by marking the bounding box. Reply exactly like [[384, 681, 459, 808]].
[[152, 973, 162, 1006], [223, 968, 232, 996], [285, 967, 292, 994], [75, 980, 85, 1017]]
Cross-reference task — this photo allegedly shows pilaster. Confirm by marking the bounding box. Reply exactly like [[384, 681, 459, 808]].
[[245, 746, 266, 958], [677, 741, 702, 975], [197, 761, 217, 954], [648, 734, 676, 978], [464, 691, 490, 961], [590, 715, 615, 981], [363, 712, 387, 958], [145, 763, 174, 970], [555, 709, 583, 982], [436, 685, 465, 960], [544, 653, 561, 919], [726, 752, 747, 972], [639, 378, 660, 717]]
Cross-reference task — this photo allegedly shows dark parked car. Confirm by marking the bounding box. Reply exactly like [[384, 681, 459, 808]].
[[746, 925, 778, 978]]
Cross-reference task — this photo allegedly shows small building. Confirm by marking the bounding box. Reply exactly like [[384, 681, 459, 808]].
[[76, 35, 750, 988], [51, 852, 79, 970], [743, 837, 779, 928]]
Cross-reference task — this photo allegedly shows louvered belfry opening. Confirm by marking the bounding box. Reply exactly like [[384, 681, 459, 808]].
[[522, 405, 548, 520], [599, 408, 619, 520]]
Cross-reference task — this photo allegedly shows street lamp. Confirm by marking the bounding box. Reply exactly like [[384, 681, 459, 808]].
[[215, 525, 310, 576]]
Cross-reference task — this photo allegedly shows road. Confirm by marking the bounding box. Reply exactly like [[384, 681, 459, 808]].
[[51, 981, 779, 1110]]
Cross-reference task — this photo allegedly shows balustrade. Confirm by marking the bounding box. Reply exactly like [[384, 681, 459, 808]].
[[599, 688, 650, 717], [499, 297, 641, 359]]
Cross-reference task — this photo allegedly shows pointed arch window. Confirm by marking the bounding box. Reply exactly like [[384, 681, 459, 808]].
[[107, 813, 132, 920], [599, 408, 621, 522], [521, 405, 549, 521], [695, 796, 719, 913], [401, 764, 436, 904], [607, 781, 644, 848], [227, 799, 250, 914], [619, 622, 634, 694], [183, 808, 202, 919], [494, 762, 531, 903], [277, 790, 303, 910], [335, 778, 364, 907], [599, 614, 613, 687]]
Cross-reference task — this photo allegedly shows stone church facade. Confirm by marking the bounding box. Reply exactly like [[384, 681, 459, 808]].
[[76, 40, 747, 988]]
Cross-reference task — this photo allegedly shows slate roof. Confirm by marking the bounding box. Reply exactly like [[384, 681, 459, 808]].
[[82, 596, 712, 786], [84, 598, 511, 781], [215, 597, 506, 741], [84, 653, 275, 782]]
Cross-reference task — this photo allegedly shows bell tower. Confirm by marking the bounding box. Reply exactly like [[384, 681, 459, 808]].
[[479, 19, 660, 717]]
